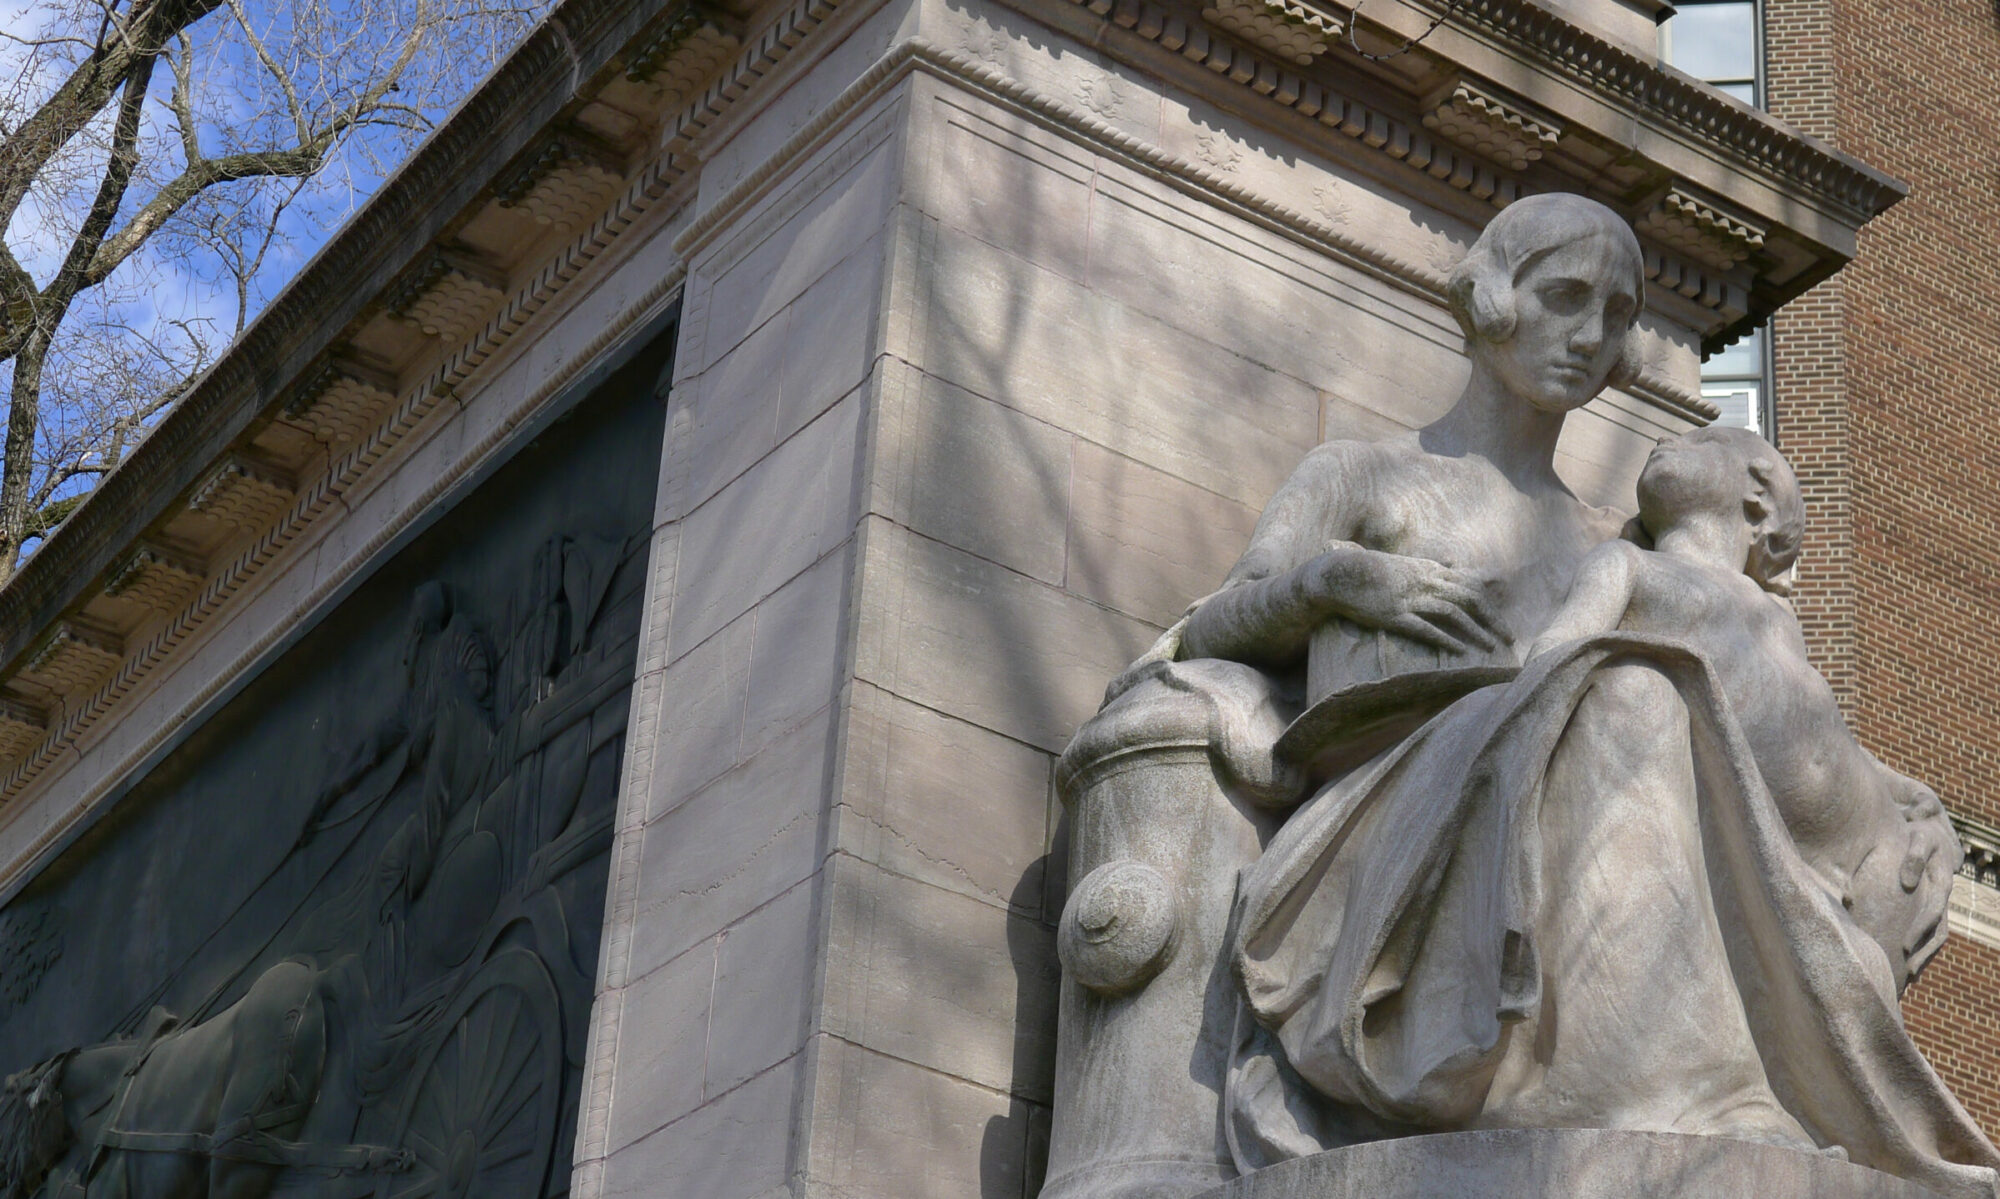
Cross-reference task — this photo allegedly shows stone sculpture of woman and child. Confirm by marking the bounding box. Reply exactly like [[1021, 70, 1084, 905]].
[[1041, 193, 2000, 1199]]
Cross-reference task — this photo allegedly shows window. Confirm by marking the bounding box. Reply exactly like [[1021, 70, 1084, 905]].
[[1660, 0, 1760, 105], [1660, 0, 1774, 437]]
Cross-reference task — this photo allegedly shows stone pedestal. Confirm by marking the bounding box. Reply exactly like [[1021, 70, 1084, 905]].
[[1196, 1130, 1950, 1199], [1043, 663, 1297, 1199]]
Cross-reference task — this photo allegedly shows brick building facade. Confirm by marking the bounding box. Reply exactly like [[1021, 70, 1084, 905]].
[[1759, 0, 2000, 1132]]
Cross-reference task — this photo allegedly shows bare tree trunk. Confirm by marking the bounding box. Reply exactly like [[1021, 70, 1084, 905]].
[[0, 0, 533, 571], [0, 332, 52, 582]]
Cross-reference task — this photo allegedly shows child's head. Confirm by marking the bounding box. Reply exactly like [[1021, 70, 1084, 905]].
[[1636, 426, 1804, 593]]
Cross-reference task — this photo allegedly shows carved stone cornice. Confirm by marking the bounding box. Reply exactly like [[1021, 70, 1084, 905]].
[[0, 0, 858, 821], [1069, 0, 1522, 209], [1421, 78, 1562, 172], [1201, 0, 1344, 65], [494, 127, 630, 230], [1423, 0, 1904, 223], [385, 247, 510, 342], [0, 697, 46, 766], [1638, 186, 1768, 271], [1956, 812, 2000, 889], [23, 621, 123, 696], [282, 353, 401, 448], [0, 0, 677, 686], [187, 453, 297, 532], [625, 1, 746, 111], [102, 542, 205, 613]]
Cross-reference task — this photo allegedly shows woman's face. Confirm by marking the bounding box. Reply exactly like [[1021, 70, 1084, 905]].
[[1484, 235, 1640, 413]]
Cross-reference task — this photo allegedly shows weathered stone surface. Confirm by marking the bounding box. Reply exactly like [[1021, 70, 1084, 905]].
[[742, 548, 852, 757], [1065, 440, 1260, 627], [852, 517, 1158, 753], [912, 87, 1096, 281], [821, 855, 1061, 1103], [694, 138, 899, 372], [630, 713, 829, 980], [644, 608, 754, 816], [1198, 1130, 1950, 1199], [708, 880, 817, 1094], [801, 1033, 1032, 1199], [599, 1060, 798, 1199], [915, 225, 1319, 511], [874, 362, 1074, 586], [837, 680, 1056, 915], [779, 235, 886, 440], [604, 940, 715, 1154], [668, 395, 859, 652]]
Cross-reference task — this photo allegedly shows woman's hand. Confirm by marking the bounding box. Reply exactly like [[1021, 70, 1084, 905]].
[[1305, 547, 1507, 655]]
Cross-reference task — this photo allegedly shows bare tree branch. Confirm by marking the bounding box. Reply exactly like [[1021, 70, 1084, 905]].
[[0, 0, 541, 574]]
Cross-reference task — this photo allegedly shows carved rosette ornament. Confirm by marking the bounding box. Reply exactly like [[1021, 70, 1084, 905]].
[[1059, 860, 1180, 996]]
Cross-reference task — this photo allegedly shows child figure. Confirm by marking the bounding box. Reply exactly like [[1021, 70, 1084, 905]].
[[1528, 425, 1960, 991]]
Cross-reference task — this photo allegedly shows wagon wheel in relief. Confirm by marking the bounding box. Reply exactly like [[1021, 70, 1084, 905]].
[[391, 948, 565, 1199]]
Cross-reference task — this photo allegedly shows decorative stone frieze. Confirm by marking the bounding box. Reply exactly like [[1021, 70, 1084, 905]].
[[1946, 815, 2000, 950], [386, 248, 509, 342], [1638, 187, 1769, 270], [1200, 0, 1343, 65], [1955, 812, 2000, 887], [1435, 0, 1902, 224], [102, 542, 206, 614], [283, 354, 400, 448], [1422, 79, 1563, 171], [187, 454, 296, 532], [1060, 0, 1526, 210], [0, 697, 46, 765], [495, 129, 628, 230], [1641, 246, 1750, 325], [626, 2, 746, 111], [23, 621, 123, 695]]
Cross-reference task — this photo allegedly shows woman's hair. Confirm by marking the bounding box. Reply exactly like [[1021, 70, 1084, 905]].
[[1446, 193, 1648, 349]]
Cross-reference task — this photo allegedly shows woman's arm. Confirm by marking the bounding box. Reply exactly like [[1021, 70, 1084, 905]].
[[1181, 445, 1504, 666], [1525, 540, 1642, 660]]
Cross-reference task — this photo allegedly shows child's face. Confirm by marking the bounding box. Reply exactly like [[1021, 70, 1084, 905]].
[[1635, 430, 1752, 541]]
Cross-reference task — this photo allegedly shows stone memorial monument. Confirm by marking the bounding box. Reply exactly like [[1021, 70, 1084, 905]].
[[1046, 194, 2000, 1199], [0, 0, 1951, 1185]]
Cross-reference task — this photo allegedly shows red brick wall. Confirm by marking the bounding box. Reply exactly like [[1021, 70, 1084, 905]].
[[1764, 0, 2000, 1135]]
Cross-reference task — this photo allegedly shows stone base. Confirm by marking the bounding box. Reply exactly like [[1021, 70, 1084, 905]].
[[1195, 1130, 1949, 1199]]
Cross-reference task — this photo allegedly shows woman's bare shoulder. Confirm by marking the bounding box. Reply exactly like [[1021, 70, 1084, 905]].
[[1291, 432, 1424, 480]]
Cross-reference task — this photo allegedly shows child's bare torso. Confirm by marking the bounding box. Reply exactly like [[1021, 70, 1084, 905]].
[[1612, 546, 1888, 865]]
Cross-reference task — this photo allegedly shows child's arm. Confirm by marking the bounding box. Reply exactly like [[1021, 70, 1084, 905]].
[[1526, 540, 1643, 660]]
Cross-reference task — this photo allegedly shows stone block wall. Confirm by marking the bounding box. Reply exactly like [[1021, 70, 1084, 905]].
[[1764, 0, 2000, 1135], [579, 0, 1714, 1192]]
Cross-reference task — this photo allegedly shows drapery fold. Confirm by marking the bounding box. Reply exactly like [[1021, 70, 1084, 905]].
[[1230, 634, 2000, 1199]]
